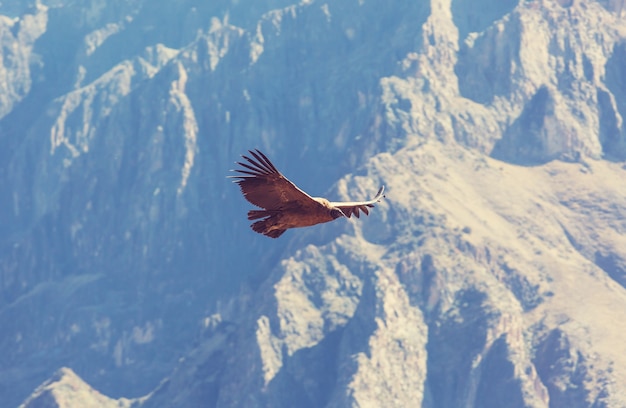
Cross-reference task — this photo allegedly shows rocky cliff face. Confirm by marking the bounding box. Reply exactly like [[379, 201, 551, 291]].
[[3, 0, 626, 407]]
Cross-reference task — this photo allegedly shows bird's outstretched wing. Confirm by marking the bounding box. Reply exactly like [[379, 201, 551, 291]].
[[228, 149, 317, 210], [329, 186, 385, 218]]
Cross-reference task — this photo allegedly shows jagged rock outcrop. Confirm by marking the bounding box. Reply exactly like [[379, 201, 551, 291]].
[[380, 0, 626, 162], [18, 367, 135, 408], [0, 3, 46, 119], [2, 0, 626, 407]]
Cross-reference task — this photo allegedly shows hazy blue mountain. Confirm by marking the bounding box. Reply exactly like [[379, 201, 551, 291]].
[[2, 0, 626, 407]]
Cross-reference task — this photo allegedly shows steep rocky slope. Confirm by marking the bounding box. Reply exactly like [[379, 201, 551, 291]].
[[140, 142, 626, 407], [1, 0, 625, 406]]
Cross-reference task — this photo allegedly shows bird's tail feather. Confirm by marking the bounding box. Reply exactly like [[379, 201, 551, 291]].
[[251, 218, 285, 238]]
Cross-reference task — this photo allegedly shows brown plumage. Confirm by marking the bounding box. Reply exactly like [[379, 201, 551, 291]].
[[229, 149, 385, 238]]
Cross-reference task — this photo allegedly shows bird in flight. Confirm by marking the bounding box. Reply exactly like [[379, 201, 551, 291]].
[[229, 149, 385, 238]]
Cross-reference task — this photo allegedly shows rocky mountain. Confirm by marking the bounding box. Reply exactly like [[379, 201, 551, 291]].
[[2, 0, 626, 407], [18, 367, 134, 408]]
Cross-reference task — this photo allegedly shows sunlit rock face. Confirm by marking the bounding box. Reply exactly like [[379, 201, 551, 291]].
[[19, 367, 134, 408], [2, 0, 626, 407]]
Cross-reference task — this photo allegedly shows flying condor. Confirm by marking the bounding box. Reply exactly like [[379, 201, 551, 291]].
[[229, 149, 385, 238]]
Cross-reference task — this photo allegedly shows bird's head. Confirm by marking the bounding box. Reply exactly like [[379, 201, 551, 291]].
[[330, 208, 346, 219]]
